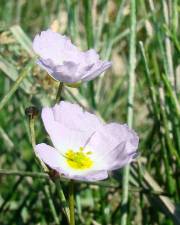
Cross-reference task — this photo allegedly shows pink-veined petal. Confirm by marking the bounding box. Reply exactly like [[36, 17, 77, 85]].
[[86, 123, 138, 170]]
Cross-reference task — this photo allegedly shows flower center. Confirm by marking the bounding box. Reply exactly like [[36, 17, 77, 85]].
[[65, 147, 93, 170]]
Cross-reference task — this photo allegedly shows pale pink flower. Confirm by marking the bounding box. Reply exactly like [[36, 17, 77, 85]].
[[35, 101, 139, 181], [33, 29, 112, 83]]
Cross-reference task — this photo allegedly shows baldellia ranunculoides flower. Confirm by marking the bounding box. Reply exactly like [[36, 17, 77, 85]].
[[35, 101, 139, 181], [33, 29, 112, 83]]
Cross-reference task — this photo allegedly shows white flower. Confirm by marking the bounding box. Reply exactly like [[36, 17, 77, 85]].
[[35, 101, 139, 181], [33, 29, 112, 83]]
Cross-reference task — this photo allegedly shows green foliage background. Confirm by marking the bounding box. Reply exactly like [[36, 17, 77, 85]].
[[0, 0, 180, 224]]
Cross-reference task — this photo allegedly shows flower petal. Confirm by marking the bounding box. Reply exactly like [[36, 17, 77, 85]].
[[37, 59, 80, 83], [101, 142, 135, 170], [35, 143, 66, 170], [37, 58, 55, 77], [36, 143, 108, 180], [86, 123, 138, 170], [84, 49, 99, 64], [36, 143, 86, 175], [70, 170, 108, 181], [82, 61, 112, 82], [53, 61, 80, 83], [104, 123, 139, 153], [52, 101, 103, 133], [33, 29, 112, 83], [41, 106, 92, 153], [33, 29, 70, 65]]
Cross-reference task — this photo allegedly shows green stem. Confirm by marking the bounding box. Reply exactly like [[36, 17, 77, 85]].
[[44, 185, 60, 224], [0, 60, 34, 112], [0, 126, 14, 150], [139, 42, 159, 116], [65, 0, 78, 41], [0, 169, 49, 178], [55, 179, 70, 223], [29, 113, 47, 171], [29, 116, 36, 148], [121, 0, 136, 224], [83, 0, 96, 108], [69, 180, 75, 225], [55, 82, 64, 103], [162, 0, 175, 86]]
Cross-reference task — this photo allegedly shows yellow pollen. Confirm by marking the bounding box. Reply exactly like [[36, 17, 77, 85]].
[[65, 148, 93, 170]]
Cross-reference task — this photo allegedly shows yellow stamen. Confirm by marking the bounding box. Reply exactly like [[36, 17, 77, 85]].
[[65, 147, 93, 170]]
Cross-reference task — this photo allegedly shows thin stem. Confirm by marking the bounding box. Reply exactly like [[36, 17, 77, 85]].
[[65, 0, 78, 41], [29, 112, 47, 171], [121, 0, 136, 224], [55, 82, 64, 103], [44, 185, 60, 224], [0, 169, 49, 178], [104, 0, 126, 60], [29, 116, 36, 148], [0, 126, 14, 150], [55, 179, 70, 223], [162, 0, 175, 87], [83, 0, 96, 108], [0, 60, 34, 112], [69, 180, 75, 225]]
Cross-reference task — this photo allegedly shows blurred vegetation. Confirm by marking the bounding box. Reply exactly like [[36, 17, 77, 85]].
[[0, 0, 180, 224]]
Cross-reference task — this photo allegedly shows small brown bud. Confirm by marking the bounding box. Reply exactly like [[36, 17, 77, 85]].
[[25, 106, 39, 119]]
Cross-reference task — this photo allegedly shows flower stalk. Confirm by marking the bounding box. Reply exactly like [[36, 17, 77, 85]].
[[25, 106, 47, 171], [56, 82, 64, 103], [55, 179, 70, 223], [69, 180, 75, 225]]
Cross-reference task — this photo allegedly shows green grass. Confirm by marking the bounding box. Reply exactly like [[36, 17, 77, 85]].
[[0, 0, 180, 224]]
